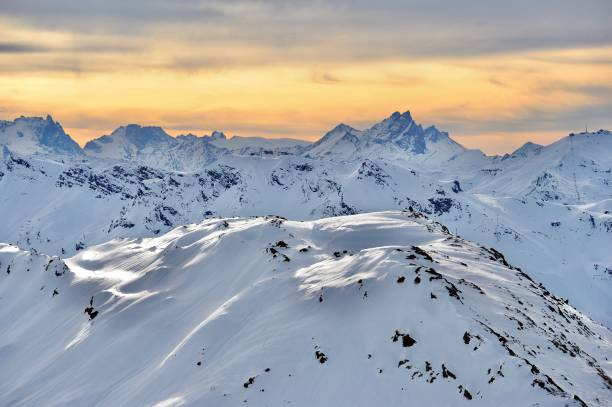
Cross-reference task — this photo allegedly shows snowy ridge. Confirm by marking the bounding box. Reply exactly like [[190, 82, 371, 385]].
[[481, 130, 612, 202], [2, 132, 611, 326], [84, 125, 229, 172], [0, 212, 610, 406], [0, 111, 611, 327], [84, 126, 309, 170]]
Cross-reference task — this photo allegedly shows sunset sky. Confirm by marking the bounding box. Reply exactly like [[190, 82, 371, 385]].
[[0, 0, 610, 154]]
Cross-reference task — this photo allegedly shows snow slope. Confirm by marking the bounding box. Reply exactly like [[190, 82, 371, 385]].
[[1, 212, 610, 406], [479, 130, 612, 202], [2, 135, 611, 326]]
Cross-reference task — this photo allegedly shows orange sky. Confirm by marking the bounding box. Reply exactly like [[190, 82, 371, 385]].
[[0, 1, 610, 154]]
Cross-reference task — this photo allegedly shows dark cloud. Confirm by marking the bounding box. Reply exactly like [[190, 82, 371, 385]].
[[0, 0, 227, 28], [0, 56, 123, 74], [1, 0, 610, 63], [0, 41, 51, 53]]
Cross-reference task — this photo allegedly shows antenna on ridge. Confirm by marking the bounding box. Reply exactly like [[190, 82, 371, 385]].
[[568, 132, 581, 204]]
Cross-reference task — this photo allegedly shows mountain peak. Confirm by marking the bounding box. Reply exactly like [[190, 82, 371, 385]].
[[307, 110, 464, 159], [504, 141, 543, 160], [176, 133, 199, 141], [373, 110, 416, 133], [309, 122, 359, 148], [389, 110, 413, 122], [113, 124, 175, 146], [84, 123, 176, 158], [0, 115, 82, 156], [122, 123, 166, 134], [210, 130, 226, 140], [330, 123, 356, 133]]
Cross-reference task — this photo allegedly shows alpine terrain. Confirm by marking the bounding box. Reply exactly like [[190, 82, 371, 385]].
[[0, 112, 610, 406]]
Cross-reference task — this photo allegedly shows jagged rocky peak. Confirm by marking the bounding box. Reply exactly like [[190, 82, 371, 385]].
[[368, 110, 433, 143], [0, 114, 82, 156], [198, 130, 227, 142], [306, 109, 465, 159], [210, 130, 226, 140], [317, 112, 413, 145], [365, 110, 461, 153], [374, 110, 416, 128], [378, 110, 415, 128], [175, 133, 199, 141]]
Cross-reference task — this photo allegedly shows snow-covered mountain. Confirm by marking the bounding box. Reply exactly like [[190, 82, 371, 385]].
[[1, 212, 610, 406], [506, 141, 544, 159], [83, 124, 179, 159], [0, 112, 610, 329], [306, 111, 466, 162], [0, 115, 82, 156], [482, 130, 612, 203], [84, 126, 309, 171], [83, 125, 228, 172]]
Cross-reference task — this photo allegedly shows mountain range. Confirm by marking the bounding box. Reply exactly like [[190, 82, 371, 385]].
[[1, 110, 610, 406]]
